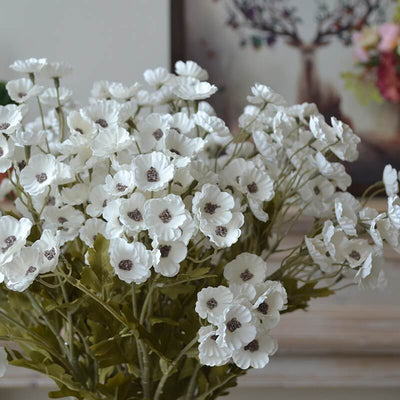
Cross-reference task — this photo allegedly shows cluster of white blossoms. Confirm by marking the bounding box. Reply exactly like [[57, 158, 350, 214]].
[[196, 253, 286, 369], [0, 58, 397, 371]]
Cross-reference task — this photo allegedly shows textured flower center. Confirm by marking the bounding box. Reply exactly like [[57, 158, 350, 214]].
[[146, 166, 160, 182], [313, 186, 320, 195], [116, 183, 128, 192], [204, 202, 219, 215], [215, 226, 227, 237], [159, 209, 172, 224], [18, 92, 26, 98], [247, 182, 258, 193], [1, 235, 16, 253], [206, 298, 218, 310], [170, 148, 181, 155], [75, 128, 84, 134], [159, 244, 172, 258], [0, 122, 10, 130], [128, 209, 143, 222], [257, 301, 269, 315], [44, 248, 56, 261], [0, 147, 3, 157], [240, 269, 254, 282], [35, 172, 48, 183], [244, 339, 259, 352], [18, 160, 26, 170], [47, 196, 56, 206], [210, 334, 218, 341], [58, 217, 68, 224], [152, 129, 163, 141], [102, 199, 108, 207], [95, 118, 108, 128], [226, 317, 242, 332], [26, 266, 37, 275], [349, 250, 361, 261], [119, 259, 133, 271]]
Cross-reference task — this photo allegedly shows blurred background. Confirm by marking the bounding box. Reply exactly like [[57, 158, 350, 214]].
[[0, 1, 399, 399]]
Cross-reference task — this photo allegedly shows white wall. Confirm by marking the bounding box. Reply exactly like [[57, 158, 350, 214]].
[[0, 0, 170, 102]]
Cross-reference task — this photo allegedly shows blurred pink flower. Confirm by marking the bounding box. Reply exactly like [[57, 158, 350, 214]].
[[377, 52, 400, 103], [352, 31, 369, 62], [378, 23, 400, 52]]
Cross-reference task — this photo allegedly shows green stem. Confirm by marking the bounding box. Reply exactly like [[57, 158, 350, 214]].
[[185, 363, 201, 400], [154, 336, 198, 400]]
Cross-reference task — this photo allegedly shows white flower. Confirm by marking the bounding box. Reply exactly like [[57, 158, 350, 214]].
[[193, 184, 234, 225], [0, 346, 7, 378], [135, 113, 171, 152], [6, 78, 44, 103], [67, 110, 97, 138], [91, 80, 112, 99], [109, 82, 141, 101], [40, 87, 72, 107], [195, 286, 234, 324], [232, 328, 277, 369], [86, 186, 110, 217], [153, 239, 187, 277], [20, 154, 57, 195], [216, 304, 256, 350], [83, 100, 120, 130], [104, 170, 135, 197], [103, 199, 124, 239], [224, 253, 267, 286], [305, 236, 336, 273], [119, 193, 147, 233], [252, 281, 287, 329], [0, 135, 14, 173], [144, 194, 187, 240], [32, 229, 60, 273], [193, 111, 230, 138], [40, 61, 72, 79], [175, 60, 208, 81], [344, 238, 373, 268], [42, 206, 85, 245], [10, 58, 47, 74], [334, 193, 360, 236], [0, 104, 23, 135], [330, 117, 360, 162], [383, 165, 399, 197], [173, 77, 217, 101], [247, 83, 286, 106], [201, 212, 244, 248], [388, 195, 400, 229], [132, 152, 174, 192], [0, 216, 32, 266], [92, 127, 130, 157], [2, 247, 41, 292], [61, 183, 90, 206], [144, 67, 172, 87], [198, 326, 232, 367], [239, 167, 274, 203], [109, 238, 152, 284], [354, 252, 387, 290], [165, 130, 204, 165], [79, 218, 107, 248]]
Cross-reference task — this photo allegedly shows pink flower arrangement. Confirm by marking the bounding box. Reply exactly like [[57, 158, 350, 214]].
[[346, 16, 400, 104]]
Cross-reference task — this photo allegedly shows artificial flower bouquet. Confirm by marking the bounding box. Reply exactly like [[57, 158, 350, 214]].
[[343, 1, 400, 104], [0, 57, 399, 400]]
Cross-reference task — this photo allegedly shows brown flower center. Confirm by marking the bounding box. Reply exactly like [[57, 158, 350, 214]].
[[159, 244, 172, 258], [75, 128, 84, 134], [257, 301, 269, 315], [0, 122, 10, 131], [314, 186, 321, 195], [35, 172, 48, 183], [95, 118, 108, 128], [44, 248, 56, 261], [2, 235, 16, 253], [119, 259, 133, 271], [206, 298, 218, 310], [244, 339, 259, 352], [240, 269, 254, 282], [0, 147, 3, 157], [215, 226, 227, 237], [18, 92, 27, 98], [247, 182, 258, 193], [204, 202, 219, 215], [26, 266, 37, 275], [349, 250, 361, 261], [146, 167, 160, 182], [152, 129, 163, 141], [227, 317, 242, 332], [159, 209, 172, 224], [116, 183, 128, 192], [128, 209, 143, 222], [58, 217, 68, 224]]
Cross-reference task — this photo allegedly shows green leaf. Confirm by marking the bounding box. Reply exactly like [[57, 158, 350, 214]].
[[341, 71, 384, 106], [149, 317, 179, 327]]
